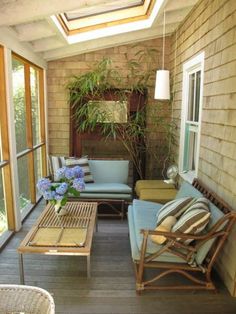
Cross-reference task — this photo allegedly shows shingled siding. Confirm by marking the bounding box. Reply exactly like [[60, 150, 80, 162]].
[[47, 38, 171, 178], [170, 0, 236, 296]]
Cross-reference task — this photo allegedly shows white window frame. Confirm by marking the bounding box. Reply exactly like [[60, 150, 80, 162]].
[[179, 52, 205, 183]]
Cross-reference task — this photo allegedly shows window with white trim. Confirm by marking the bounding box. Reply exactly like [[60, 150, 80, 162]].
[[179, 52, 205, 182]]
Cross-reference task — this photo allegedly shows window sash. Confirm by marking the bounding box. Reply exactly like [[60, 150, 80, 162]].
[[0, 46, 14, 235], [179, 52, 205, 180]]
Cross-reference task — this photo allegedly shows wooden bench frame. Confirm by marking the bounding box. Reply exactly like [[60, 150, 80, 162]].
[[134, 179, 236, 293]]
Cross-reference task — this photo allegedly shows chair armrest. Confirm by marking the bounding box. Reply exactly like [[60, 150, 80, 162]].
[[140, 229, 226, 241]]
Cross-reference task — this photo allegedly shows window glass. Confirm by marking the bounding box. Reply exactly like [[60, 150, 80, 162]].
[[184, 126, 198, 172], [12, 58, 27, 153], [0, 169, 7, 236], [187, 73, 195, 121], [30, 67, 41, 145], [194, 71, 201, 122], [17, 155, 31, 211]]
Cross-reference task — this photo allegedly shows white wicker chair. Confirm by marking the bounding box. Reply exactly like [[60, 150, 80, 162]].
[[0, 284, 55, 314]]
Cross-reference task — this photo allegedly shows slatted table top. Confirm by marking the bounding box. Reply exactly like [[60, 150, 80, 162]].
[[18, 202, 97, 255]]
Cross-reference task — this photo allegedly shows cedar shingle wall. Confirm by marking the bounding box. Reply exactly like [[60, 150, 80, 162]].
[[170, 0, 236, 296]]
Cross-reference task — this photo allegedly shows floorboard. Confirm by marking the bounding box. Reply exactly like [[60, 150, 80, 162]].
[[0, 201, 236, 314]]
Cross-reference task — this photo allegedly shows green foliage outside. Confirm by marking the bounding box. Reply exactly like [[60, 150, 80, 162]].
[[0, 60, 40, 235]]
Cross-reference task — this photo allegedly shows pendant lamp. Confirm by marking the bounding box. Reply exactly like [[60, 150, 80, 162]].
[[154, 10, 170, 100]]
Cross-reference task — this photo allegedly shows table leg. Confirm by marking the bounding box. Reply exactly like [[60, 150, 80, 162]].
[[121, 200, 125, 220], [87, 255, 91, 278], [95, 214, 98, 232], [19, 253, 25, 285]]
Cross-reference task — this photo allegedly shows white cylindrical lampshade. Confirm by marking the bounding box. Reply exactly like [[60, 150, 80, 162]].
[[154, 70, 170, 100]]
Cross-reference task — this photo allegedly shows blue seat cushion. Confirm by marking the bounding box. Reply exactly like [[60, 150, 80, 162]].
[[83, 183, 132, 194], [80, 192, 131, 200], [128, 205, 185, 263], [132, 199, 162, 250]]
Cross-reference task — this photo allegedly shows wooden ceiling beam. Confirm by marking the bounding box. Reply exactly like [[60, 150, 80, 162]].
[[42, 23, 178, 60], [31, 36, 66, 52]]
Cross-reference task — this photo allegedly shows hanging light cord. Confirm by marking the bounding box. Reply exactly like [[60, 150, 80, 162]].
[[162, 10, 166, 69], [161, 27, 178, 179]]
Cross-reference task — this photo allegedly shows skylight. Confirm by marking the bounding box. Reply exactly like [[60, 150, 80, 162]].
[[51, 0, 164, 44]]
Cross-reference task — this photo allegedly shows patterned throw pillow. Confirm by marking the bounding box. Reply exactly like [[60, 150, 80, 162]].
[[172, 198, 211, 244], [48, 155, 65, 181], [156, 197, 195, 226], [65, 156, 94, 183]]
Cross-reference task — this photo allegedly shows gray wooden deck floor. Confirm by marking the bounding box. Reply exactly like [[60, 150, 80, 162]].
[[0, 201, 236, 314]]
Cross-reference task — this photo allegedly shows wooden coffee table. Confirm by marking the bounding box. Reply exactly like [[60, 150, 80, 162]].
[[18, 201, 97, 284]]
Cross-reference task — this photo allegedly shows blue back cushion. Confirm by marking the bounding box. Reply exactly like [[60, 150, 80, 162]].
[[175, 181, 203, 199], [88, 160, 129, 184]]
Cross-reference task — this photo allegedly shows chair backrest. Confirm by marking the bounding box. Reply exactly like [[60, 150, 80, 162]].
[[191, 179, 236, 266], [175, 180, 203, 199], [0, 285, 55, 314], [195, 211, 235, 265]]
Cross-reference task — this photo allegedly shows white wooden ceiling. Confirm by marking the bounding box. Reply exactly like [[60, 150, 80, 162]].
[[0, 0, 199, 61]]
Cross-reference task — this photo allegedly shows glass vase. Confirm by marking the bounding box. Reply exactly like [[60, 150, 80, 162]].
[[54, 200, 68, 216]]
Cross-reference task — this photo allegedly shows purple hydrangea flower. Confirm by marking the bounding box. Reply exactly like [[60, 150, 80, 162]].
[[55, 182, 68, 195], [37, 178, 52, 193], [72, 166, 84, 178], [55, 167, 66, 180], [72, 178, 85, 191], [54, 193, 64, 201], [64, 168, 74, 180], [43, 190, 56, 200]]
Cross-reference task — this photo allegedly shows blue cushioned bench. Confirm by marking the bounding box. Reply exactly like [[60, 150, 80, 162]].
[[79, 159, 132, 218], [128, 179, 236, 293]]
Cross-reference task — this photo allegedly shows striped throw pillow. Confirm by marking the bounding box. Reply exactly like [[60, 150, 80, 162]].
[[172, 198, 211, 244], [48, 155, 65, 181], [156, 197, 195, 226], [65, 156, 94, 183]]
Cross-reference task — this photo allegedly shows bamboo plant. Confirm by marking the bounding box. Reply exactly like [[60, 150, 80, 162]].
[[67, 46, 176, 179]]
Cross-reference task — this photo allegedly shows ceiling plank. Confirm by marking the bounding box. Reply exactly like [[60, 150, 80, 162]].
[[0, 0, 115, 26], [154, 7, 193, 26], [14, 21, 56, 42], [165, 0, 198, 12]]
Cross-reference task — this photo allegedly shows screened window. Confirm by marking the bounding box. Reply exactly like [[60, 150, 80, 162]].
[[179, 52, 205, 182], [12, 54, 46, 217]]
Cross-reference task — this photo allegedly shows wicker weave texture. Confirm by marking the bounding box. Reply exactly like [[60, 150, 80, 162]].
[[0, 285, 55, 314]]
